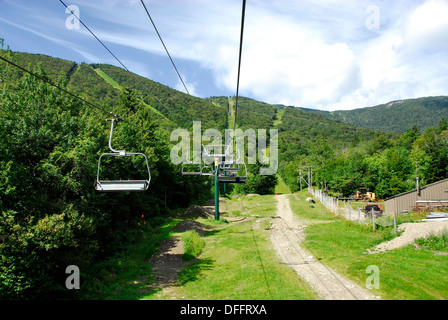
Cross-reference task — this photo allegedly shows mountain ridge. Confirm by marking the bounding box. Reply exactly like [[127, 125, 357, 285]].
[[301, 96, 448, 133], [2, 49, 447, 134]]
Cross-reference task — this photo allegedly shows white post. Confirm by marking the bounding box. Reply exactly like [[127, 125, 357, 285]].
[[393, 211, 397, 234]]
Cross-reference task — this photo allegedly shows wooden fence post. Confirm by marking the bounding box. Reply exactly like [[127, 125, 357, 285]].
[[371, 208, 375, 231]]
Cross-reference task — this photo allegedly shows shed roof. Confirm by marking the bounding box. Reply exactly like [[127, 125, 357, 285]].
[[384, 177, 448, 201]]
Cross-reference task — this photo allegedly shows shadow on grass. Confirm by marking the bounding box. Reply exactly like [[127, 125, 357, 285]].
[[177, 258, 214, 286]]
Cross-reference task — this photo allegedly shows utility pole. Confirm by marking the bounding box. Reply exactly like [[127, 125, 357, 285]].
[[298, 167, 312, 190], [307, 166, 313, 190], [415, 163, 420, 197]]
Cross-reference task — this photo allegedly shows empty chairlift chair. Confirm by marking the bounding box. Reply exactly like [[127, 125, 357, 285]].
[[217, 161, 247, 184], [95, 118, 151, 192], [203, 144, 247, 184], [181, 152, 203, 176], [181, 161, 203, 176]]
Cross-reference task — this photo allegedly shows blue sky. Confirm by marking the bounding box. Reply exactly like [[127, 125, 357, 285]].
[[1, 0, 448, 110]]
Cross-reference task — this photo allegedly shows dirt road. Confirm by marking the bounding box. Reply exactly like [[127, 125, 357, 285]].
[[270, 195, 380, 300]]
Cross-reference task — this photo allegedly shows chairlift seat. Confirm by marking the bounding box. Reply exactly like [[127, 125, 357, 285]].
[[181, 162, 203, 176], [95, 180, 149, 192], [217, 161, 247, 184], [217, 176, 246, 183], [181, 171, 202, 176], [222, 167, 238, 172], [201, 164, 214, 176]]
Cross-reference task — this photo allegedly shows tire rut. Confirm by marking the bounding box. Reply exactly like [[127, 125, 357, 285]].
[[270, 195, 380, 300]]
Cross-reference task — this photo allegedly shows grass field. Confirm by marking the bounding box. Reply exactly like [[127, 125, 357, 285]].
[[84, 189, 448, 300], [290, 190, 448, 300], [145, 195, 317, 300]]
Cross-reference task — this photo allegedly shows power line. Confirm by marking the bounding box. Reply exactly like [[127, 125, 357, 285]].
[[0, 54, 149, 135], [233, 0, 247, 133], [0, 54, 113, 118], [59, 0, 173, 116], [140, 0, 190, 95]]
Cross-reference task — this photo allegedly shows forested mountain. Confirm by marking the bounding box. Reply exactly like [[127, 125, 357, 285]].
[[0, 47, 228, 298], [309, 96, 448, 133]]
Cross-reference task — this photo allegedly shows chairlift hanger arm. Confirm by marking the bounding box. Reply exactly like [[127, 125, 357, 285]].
[[106, 118, 126, 155]]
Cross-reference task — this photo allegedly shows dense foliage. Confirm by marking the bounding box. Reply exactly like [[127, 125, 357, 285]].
[[278, 106, 448, 199], [0, 47, 214, 298], [2, 42, 448, 299], [313, 96, 448, 133]]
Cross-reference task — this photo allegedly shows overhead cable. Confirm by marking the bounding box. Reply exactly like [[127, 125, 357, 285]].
[[0, 54, 114, 117], [140, 0, 190, 95], [59, 0, 173, 115], [233, 0, 246, 133]]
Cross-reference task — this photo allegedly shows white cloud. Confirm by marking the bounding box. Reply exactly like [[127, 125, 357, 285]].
[[344, 0, 448, 110], [403, 0, 448, 51], [174, 75, 199, 97], [4, 0, 448, 111]]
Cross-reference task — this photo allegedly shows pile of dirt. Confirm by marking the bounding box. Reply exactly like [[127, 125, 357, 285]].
[[202, 197, 227, 206], [180, 205, 214, 219]]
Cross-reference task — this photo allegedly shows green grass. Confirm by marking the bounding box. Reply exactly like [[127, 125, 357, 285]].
[[273, 108, 285, 127], [93, 68, 122, 89], [275, 174, 292, 195], [288, 191, 334, 225], [80, 218, 181, 300], [83, 190, 448, 300], [292, 190, 448, 299], [182, 230, 205, 261], [172, 219, 317, 300]]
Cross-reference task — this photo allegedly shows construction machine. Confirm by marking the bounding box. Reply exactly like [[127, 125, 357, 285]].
[[347, 187, 377, 202]]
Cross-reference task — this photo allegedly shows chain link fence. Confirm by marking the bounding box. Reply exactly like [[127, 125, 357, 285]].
[[308, 187, 397, 232]]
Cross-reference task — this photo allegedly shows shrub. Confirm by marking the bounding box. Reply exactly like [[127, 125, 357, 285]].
[[181, 230, 205, 261]]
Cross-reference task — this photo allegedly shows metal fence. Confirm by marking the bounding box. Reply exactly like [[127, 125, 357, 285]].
[[308, 187, 397, 232]]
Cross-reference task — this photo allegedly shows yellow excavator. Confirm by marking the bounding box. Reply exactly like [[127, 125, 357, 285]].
[[350, 187, 377, 202]]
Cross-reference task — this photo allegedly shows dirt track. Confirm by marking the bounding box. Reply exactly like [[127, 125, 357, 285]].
[[270, 195, 380, 300]]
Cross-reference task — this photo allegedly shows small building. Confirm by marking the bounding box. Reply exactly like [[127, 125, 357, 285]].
[[384, 178, 448, 214]]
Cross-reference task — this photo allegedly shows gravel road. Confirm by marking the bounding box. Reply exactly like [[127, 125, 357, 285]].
[[270, 195, 380, 300]]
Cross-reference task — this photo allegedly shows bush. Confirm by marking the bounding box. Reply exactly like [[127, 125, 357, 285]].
[[181, 230, 205, 261], [0, 206, 97, 299], [415, 229, 448, 251]]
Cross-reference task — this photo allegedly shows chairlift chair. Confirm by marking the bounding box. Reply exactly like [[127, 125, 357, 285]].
[[95, 118, 151, 192], [181, 161, 203, 176], [215, 147, 247, 183], [202, 144, 231, 160], [217, 161, 247, 184], [201, 163, 214, 176]]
